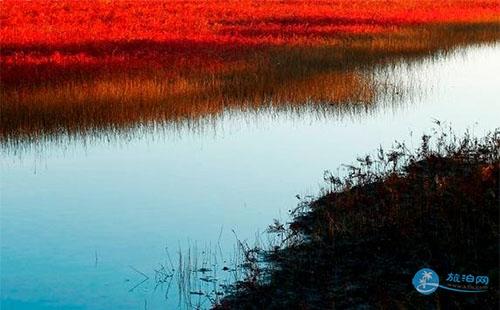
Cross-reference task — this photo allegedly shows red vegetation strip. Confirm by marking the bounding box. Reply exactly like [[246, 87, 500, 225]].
[[2, 0, 498, 47], [1, 0, 498, 76]]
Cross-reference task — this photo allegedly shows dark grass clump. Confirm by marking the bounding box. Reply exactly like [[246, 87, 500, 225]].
[[216, 127, 499, 309]]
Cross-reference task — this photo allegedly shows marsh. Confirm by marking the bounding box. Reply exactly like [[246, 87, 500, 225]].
[[1, 2, 499, 309]]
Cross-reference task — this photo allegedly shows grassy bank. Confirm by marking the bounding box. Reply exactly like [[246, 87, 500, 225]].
[[2, 23, 499, 145], [216, 128, 499, 309]]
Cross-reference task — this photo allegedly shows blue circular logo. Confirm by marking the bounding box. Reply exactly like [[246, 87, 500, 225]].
[[412, 268, 439, 295]]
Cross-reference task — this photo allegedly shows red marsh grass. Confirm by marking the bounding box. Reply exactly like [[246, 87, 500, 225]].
[[1, 0, 499, 144]]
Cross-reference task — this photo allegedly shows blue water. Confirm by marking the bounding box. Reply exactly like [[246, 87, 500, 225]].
[[1, 44, 499, 309]]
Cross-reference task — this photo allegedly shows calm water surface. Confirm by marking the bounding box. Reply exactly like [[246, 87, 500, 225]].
[[1, 44, 499, 309]]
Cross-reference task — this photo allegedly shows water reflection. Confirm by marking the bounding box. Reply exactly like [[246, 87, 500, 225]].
[[1, 45, 500, 310]]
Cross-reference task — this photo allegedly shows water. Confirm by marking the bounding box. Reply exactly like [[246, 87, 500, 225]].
[[1, 44, 499, 309]]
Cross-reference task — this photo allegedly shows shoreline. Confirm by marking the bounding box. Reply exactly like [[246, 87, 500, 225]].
[[216, 129, 499, 308]]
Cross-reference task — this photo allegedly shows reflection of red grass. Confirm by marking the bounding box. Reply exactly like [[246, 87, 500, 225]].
[[1, 0, 498, 81]]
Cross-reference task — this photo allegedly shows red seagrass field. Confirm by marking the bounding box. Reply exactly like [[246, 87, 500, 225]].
[[1, 0, 499, 141], [2, 0, 499, 65]]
